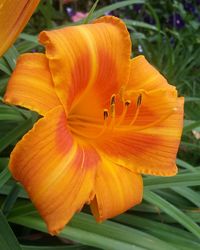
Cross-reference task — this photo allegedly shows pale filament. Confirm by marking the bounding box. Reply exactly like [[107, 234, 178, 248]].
[[129, 94, 142, 126], [108, 94, 140, 129], [118, 109, 175, 132], [116, 100, 131, 126], [109, 94, 116, 129]]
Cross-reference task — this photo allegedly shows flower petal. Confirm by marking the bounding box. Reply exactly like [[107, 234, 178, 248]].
[[0, 0, 40, 56], [96, 93, 184, 176], [90, 157, 143, 221], [94, 57, 184, 176], [9, 106, 99, 234], [126, 56, 175, 92], [39, 16, 131, 116], [4, 53, 61, 116]]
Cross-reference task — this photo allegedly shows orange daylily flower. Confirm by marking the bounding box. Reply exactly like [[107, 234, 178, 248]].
[[4, 16, 184, 235], [0, 0, 40, 56]]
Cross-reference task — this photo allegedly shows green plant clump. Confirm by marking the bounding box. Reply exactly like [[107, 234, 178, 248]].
[[0, 0, 200, 249]]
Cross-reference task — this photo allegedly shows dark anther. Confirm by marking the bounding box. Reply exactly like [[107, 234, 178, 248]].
[[125, 100, 131, 106], [104, 109, 109, 120], [110, 95, 116, 105], [137, 94, 142, 107]]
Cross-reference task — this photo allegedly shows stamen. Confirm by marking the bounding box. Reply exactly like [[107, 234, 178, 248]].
[[110, 94, 116, 119], [117, 109, 175, 132], [129, 94, 142, 126], [104, 109, 109, 120], [125, 100, 131, 106], [116, 100, 131, 126], [109, 94, 116, 129], [111, 95, 116, 105], [87, 109, 109, 138], [137, 94, 142, 107]]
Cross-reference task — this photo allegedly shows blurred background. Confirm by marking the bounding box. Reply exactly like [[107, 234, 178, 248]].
[[0, 1, 200, 249]]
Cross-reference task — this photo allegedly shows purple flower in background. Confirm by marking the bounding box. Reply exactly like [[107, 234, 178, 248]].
[[168, 13, 185, 29], [133, 4, 143, 13], [143, 14, 155, 25], [182, 0, 196, 13], [65, 7, 87, 22], [65, 7, 75, 17]]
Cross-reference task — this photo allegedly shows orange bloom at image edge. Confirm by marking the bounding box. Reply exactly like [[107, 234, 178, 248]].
[[0, 0, 40, 56], [3, 16, 184, 235]]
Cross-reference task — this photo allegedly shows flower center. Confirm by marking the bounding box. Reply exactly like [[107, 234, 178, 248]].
[[68, 91, 177, 140], [68, 92, 143, 140]]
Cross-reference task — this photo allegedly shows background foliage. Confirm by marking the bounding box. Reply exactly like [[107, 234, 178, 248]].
[[0, 0, 200, 249]]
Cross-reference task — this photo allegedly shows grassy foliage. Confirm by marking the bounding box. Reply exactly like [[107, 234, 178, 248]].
[[0, 0, 200, 249]]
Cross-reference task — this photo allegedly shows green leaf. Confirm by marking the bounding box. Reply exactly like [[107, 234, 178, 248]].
[[3, 46, 19, 70], [172, 187, 200, 207], [19, 33, 38, 44], [0, 168, 11, 189], [115, 214, 200, 250], [1, 183, 20, 216], [9, 214, 144, 250], [91, 0, 145, 19], [69, 213, 177, 250], [144, 171, 200, 189], [0, 118, 33, 152], [0, 158, 9, 170], [8, 202, 35, 218], [144, 190, 200, 239], [10, 210, 178, 250], [185, 97, 200, 103], [21, 245, 92, 250], [125, 19, 158, 31], [0, 58, 11, 75], [38, 1, 55, 29], [0, 183, 27, 199], [16, 41, 39, 54], [83, 0, 99, 24], [183, 120, 200, 133], [176, 158, 197, 172], [0, 105, 25, 121], [181, 142, 200, 150], [0, 210, 22, 250]]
